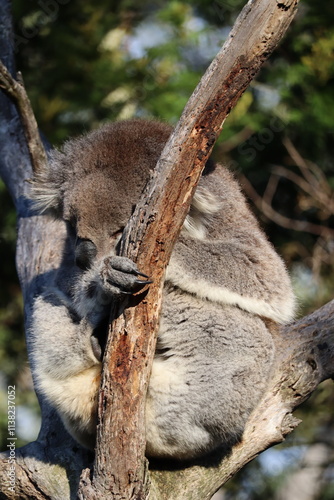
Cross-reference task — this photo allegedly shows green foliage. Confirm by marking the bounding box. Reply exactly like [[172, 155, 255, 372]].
[[1, 0, 334, 495]]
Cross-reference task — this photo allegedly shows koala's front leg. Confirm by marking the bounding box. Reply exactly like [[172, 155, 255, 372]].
[[30, 290, 102, 448], [30, 256, 151, 448], [72, 255, 151, 327]]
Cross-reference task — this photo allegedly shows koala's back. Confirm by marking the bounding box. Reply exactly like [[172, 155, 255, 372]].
[[146, 285, 274, 459]]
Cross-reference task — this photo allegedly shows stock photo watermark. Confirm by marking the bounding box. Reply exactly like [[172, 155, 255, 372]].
[[211, 0, 240, 22], [238, 116, 286, 161], [225, 116, 287, 171], [5, 385, 16, 494], [14, 0, 70, 53]]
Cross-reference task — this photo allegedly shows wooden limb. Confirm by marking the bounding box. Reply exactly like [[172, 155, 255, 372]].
[[77, 0, 301, 498], [0, 435, 93, 500], [0, 59, 47, 175]]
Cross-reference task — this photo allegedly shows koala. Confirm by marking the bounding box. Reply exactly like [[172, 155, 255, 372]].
[[29, 119, 296, 460]]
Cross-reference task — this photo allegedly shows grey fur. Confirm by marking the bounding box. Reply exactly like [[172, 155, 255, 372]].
[[29, 119, 296, 460]]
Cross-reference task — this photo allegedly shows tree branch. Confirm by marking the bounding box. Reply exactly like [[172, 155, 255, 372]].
[[77, 0, 301, 498], [0, 59, 47, 175], [240, 173, 334, 237], [0, 2, 92, 499]]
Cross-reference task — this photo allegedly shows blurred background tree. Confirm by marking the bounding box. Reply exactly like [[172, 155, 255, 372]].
[[0, 0, 333, 498]]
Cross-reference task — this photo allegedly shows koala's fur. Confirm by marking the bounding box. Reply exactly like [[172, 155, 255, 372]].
[[29, 119, 296, 460]]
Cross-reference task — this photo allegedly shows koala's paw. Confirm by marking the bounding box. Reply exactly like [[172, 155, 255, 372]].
[[100, 256, 152, 296]]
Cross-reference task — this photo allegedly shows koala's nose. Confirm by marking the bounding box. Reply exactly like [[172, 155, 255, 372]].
[[94, 230, 124, 260]]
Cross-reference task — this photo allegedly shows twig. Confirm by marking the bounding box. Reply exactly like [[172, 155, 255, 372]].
[[283, 136, 332, 196], [271, 165, 334, 215], [0, 60, 47, 174], [263, 173, 280, 206], [240, 173, 334, 237], [218, 126, 254, 153]]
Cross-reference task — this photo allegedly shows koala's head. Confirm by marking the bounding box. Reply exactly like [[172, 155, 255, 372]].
[[31, 120, 172, 263], [31, 119, 216, 269]]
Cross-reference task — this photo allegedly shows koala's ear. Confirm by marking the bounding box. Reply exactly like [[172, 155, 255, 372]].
[[29, 169, 63, 218]]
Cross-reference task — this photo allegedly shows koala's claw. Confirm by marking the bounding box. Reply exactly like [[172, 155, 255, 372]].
[[135, 270, 150, 279], [100, 256, 152, 296], [135, 279, 153, 285]]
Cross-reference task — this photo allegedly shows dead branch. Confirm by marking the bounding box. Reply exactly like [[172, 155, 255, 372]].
[[0, 59, 47, 174], [218, 126, 254, 153], [272, 165, 334, 217], [239, 138, 334, 278], [263, 172, 280, 205], [283, 136, 331, 190]]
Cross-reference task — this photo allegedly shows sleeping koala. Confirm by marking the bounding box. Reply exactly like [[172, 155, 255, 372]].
[[29, 119, 296, 460]]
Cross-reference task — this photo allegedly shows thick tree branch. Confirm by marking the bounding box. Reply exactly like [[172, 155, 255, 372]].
[[0, 2, 92, 499]]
